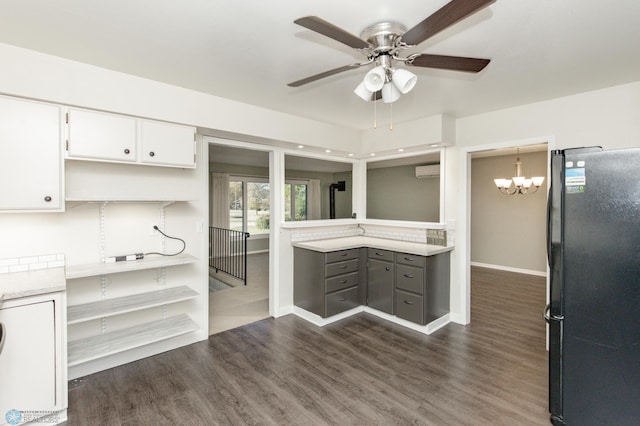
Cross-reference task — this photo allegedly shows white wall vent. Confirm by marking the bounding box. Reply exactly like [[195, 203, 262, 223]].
[[415, 164, 440, 178]]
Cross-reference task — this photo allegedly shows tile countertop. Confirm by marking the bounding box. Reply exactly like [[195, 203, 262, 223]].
[[0, 267, 66, 302], [292, 236, 454, 256]]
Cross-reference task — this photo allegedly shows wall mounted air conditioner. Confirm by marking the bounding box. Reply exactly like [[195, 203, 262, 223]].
[[415, 164, 440, 178]]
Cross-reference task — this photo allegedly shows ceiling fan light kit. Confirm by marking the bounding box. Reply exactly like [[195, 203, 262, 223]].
[[289, 0, 496, 107]]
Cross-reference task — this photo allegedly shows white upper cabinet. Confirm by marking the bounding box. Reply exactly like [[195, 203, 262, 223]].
[[140, 119, 196, 167], [66, 108, 195, 168], [66, 108, 137, 162], [0, 96, 63, 211]]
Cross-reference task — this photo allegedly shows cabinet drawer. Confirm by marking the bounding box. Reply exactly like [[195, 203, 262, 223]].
[[367, 248, 393, 262], [325, 259, 358, 277], [396, 252, 426, 268], [326, 249, 359, 263], [326, 271, 358, 293], [396, 264, 424, 295], [395, 290, 425, 325], [325, 286, 359, 317]]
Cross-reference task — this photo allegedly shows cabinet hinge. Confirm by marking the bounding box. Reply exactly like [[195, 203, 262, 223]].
[[65, 112, 69, 124], [65, 140, 69, 151], [193, 132, 196, 142]]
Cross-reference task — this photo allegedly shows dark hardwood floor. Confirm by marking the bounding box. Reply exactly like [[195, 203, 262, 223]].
[[65, 266, 549, 425]]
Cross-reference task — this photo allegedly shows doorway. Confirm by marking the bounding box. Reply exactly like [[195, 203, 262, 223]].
[[207, 142, 271, 335], [466, 142, 549, 323]]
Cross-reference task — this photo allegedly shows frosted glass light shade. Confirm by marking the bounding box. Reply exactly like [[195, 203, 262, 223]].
[[532, 176, 545, 186], [512, 176, 525, 187], [523, 179, 533, 188], [392, 68, 417, 94], [494, 179, 512, 189], [381, 82, 401, 103], [354, 81, 373, 101], [364, 66, 385, 91]]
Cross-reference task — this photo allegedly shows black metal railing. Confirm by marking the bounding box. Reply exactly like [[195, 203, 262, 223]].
[[209, 227, 250, 286]]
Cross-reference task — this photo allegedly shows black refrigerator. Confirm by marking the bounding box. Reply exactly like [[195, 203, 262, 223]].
[[546, 147, 640, 425]]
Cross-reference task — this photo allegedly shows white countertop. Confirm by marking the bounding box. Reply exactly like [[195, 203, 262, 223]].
[[292, 236, 453, 256], [0, 267, 66, 301]]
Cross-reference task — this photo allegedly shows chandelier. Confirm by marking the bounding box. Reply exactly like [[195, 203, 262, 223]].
[[494, 149, 544, 195]]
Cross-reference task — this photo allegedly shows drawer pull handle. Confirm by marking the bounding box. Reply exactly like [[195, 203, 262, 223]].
[[375, 252, 384, 256], [339, 280, 348, 284], [403, 274, 414, 279], [403, 300, 415, 305], [340, 265, 347, 269], [339, 297, 347, 301], [340, 252, 348, 256], [404, 257, 414, 262], [385, 266, 391, 271]]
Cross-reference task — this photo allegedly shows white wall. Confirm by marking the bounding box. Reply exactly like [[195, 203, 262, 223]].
[[449, 81, 640, 323], [0, 43, 358, 151]]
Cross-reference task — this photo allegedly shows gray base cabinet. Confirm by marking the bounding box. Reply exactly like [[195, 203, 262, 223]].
[[366, 248, 394, 314], [395, 252, 450, 325], [294, 245, 450, 326], [294, 248, 361, 318]]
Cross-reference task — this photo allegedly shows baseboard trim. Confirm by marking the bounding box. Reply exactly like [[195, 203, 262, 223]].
[[247, 249, 269, 255], [291, 305, 451, 336], [471, 262, 547, 277]]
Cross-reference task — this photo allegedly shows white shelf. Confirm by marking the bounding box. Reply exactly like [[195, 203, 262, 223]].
[[67, 313, 198, 366], [67, 285, 199, 325], [65, 253, 198, 279]]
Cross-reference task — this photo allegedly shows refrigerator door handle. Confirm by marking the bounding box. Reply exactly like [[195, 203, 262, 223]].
[[546, 185, 552, 266], [544, 304, 564, 323]]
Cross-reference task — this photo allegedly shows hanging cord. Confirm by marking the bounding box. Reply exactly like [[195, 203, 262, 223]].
[[373, 93, 377, 129], [145, 226, 186, 257]]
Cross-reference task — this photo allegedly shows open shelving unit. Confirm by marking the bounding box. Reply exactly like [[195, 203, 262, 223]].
[[64, 197, 202, 379], [67, 285, 199, 324], [67, 313, 198, 366], [66, 253, 197, 279]]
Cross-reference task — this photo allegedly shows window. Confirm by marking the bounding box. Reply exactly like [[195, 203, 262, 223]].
[[229, 178, 269, 235], [284, 181, 308, 221]]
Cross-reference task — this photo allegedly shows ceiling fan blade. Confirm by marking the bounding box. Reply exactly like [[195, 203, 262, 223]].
[[409, 54, 490, 72], [294, 16, 370, 50], [401, 0, 496, 46], [287, 63, 363, 87]]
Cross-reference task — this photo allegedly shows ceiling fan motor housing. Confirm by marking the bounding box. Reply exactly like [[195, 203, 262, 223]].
[[360, 22, 407, 55]]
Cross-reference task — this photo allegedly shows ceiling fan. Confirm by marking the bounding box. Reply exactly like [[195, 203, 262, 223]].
[[288, 0, 495, 103]]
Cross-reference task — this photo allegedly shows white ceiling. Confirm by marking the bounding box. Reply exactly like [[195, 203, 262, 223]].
[[1, 1, 639, 131]]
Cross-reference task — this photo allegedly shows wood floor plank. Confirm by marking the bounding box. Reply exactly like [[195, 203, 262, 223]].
[[65, 266, 549, 425]]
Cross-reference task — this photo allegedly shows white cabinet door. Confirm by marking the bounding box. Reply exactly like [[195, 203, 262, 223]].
[[0, 301, 56, 421], [0, 96, 62, 211], [140, 119, 196, 167], [67, 108, 137, 162]]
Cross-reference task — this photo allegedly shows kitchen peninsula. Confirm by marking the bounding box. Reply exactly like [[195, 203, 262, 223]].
[[292, 235, 453, 334]]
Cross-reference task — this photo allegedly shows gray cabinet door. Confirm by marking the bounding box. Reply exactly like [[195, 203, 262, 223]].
[[367, 259, 394, 314]]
